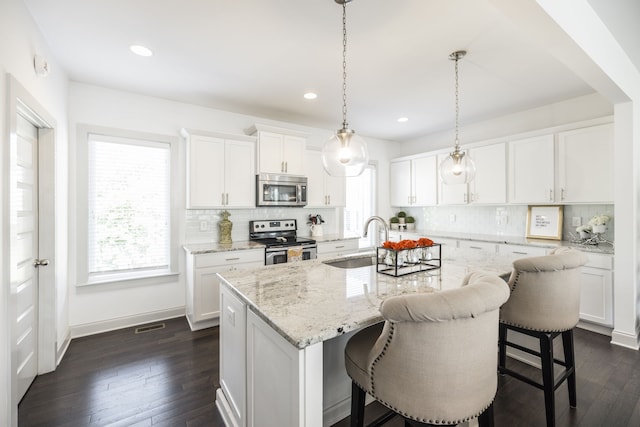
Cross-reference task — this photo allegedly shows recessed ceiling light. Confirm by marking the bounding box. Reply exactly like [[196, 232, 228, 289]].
[[129, 44, 153, 57], [304, 92, 318, 100], [397, 117, 409, 123]]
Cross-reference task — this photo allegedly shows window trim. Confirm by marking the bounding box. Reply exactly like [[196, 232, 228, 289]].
[[76, 125, 180, 287]]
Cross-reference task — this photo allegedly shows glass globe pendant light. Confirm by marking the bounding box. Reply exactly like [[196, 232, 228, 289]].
[[439, 50, 475, 185], [322, 0, 369, 177]]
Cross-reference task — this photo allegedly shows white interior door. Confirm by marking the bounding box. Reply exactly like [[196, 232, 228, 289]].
[[11, 113, 40, 402]]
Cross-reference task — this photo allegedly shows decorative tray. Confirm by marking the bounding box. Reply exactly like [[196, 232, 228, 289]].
[[376, 240, 441, 277]]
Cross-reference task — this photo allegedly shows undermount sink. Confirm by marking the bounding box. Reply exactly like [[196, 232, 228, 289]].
[[323, 255, 376, 269]]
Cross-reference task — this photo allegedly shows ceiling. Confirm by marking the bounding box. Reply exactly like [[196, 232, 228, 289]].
[[23, 0, 596, 142]]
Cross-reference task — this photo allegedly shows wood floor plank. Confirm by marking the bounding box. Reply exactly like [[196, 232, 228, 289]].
[[18, 318, 640, 426]]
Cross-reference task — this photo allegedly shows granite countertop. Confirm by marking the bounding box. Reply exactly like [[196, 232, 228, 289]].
[[402, 229, 614, 255], [183, 240, 265, 255], [217, 247, 517, 349]]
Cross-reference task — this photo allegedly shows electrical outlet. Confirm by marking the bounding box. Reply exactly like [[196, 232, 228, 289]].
[[572, 217, 581, 227], [199, 220, 208, 231], [449, 214, 456, 223]]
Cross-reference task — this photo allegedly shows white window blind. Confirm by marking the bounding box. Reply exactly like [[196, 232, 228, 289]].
[[88, 134, 171, 277]]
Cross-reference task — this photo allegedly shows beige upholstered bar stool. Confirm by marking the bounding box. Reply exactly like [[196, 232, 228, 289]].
[[344, 271, 510, 427], [498, 247, 588, 427]]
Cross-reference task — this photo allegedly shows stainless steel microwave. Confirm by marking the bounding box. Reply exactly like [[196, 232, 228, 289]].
[[256, 174, 308, 207]]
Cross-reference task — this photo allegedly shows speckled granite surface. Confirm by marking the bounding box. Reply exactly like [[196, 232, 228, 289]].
[[218, 247, 518, 349], [183, 240, 265, 254]]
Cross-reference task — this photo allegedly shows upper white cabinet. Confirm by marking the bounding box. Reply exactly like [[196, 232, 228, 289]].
[[390, 155, 437, 207], [248, 124, 308, 175], [557, 123, 614, 203], [305, 150, 345, 207], [437, 153, 467, 205], [183, 129, 256, 209], [468, 143, 506, 204], [508, 134, 555, 204]]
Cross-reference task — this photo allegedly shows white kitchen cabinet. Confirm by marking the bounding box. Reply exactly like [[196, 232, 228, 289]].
[[219, 284, 247, 427], [508, 134, 555, 204], [305, 150, 345, 207], [557, 123, 614, 203], [579, 252, 614, 327], [458, 240, 497, 253], [437, 153, 468, 205], [497, 243, 548, 259], [249, 124, 308, 175], [184, 249, 263, 331], [468, 143, 506, 204], [183, 129, 256, 209], [390, 155, 437, 207], [316, 239, 359, 260]]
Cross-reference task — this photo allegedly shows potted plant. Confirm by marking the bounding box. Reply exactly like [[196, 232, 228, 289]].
[[390, 216, 400, 230], [405, 216, 415, 230], [397, 211, 407, 224]]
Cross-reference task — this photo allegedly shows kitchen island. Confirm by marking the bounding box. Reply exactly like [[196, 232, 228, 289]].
[[215, 248, 517, 427]]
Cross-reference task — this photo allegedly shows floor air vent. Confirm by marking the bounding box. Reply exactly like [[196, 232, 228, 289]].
[[135, 323, 166, 334]]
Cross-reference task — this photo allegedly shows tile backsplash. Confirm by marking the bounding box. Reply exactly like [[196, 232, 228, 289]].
[[398, 204, 614, 242], [186, 204, 614, 244], [185, 208, 339, 243]]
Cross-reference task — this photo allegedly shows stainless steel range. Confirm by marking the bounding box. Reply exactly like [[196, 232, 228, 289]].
[[250, 219, 317, 265]]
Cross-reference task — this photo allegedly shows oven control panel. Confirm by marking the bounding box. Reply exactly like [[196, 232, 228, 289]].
[[251, 219, 297, 232]]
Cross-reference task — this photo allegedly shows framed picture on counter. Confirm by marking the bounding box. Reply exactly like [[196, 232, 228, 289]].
[[526, 205, 563, 240]]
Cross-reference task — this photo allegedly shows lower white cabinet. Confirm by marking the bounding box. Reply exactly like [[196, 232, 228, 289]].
[[316, 239, 359, 260], [458, 240, 497, 252], [185, 249, 263, 331], [497, 244, 547, 258], [579, 252, 614, 327]]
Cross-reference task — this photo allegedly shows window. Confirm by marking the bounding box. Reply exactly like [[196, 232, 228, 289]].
[[344, 163, 377, 248], [77, 126, 179, 285]]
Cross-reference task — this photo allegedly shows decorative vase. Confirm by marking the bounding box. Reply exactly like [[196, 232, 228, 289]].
[[219, 210, 233, 244], [591, 224, 606, 234], [310, 224, 323, 237]]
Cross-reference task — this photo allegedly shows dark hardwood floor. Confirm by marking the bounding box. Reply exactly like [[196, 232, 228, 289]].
[[19, 317, 640, 426]]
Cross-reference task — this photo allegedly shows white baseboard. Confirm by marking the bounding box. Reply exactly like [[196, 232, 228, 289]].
[[216, 388, 240, 427], [577, 320, 612, 336], [186, 315, 219, 331], [611, 326, 640, 350], [70, 307, 185, 338], [56, 332, 71, 366]]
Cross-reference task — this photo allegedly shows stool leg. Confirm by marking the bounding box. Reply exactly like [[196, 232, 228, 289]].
[[478, 402, 495, 427], [562, 330, 577, 408], [540, 333, 556, 427], [350, 382, 366, 427], [498, 323, 507, 373]]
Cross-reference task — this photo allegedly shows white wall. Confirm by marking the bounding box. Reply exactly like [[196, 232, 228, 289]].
[[67, 82, 396, 331], [0, 0, 69, 424], [398, 92, 613, 156]]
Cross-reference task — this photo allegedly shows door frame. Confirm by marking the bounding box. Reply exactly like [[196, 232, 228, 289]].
[[2, 74, 57, 425]]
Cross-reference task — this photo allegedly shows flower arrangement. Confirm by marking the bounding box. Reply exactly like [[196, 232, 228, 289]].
[[588, 215, 610, 226], [307, 214, 325, 225]]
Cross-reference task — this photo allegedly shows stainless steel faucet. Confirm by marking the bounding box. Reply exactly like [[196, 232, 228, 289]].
[[363, 216, 389, 244]]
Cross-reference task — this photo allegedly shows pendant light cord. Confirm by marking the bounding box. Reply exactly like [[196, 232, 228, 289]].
[[341, 1, 348, 129], [454, 53, 460, 150]]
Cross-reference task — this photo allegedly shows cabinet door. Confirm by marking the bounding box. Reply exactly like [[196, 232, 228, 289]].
[[304, 151, 326, 207], [470, 143, 506, 204], [258, 131, 285, 174], [194, 266, 223, 322], [579, 266, 613, 326], [508, 135, 555, 204], [557, 123, 613, 203], [187, 135, 225, 208], [224, 140, 255, 208], [282, 135, 306, 175], [325, 173, 345, 206], [390, 160, 412, 207], [412, 155, 437, 206], [437, 154, 467, 205]]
